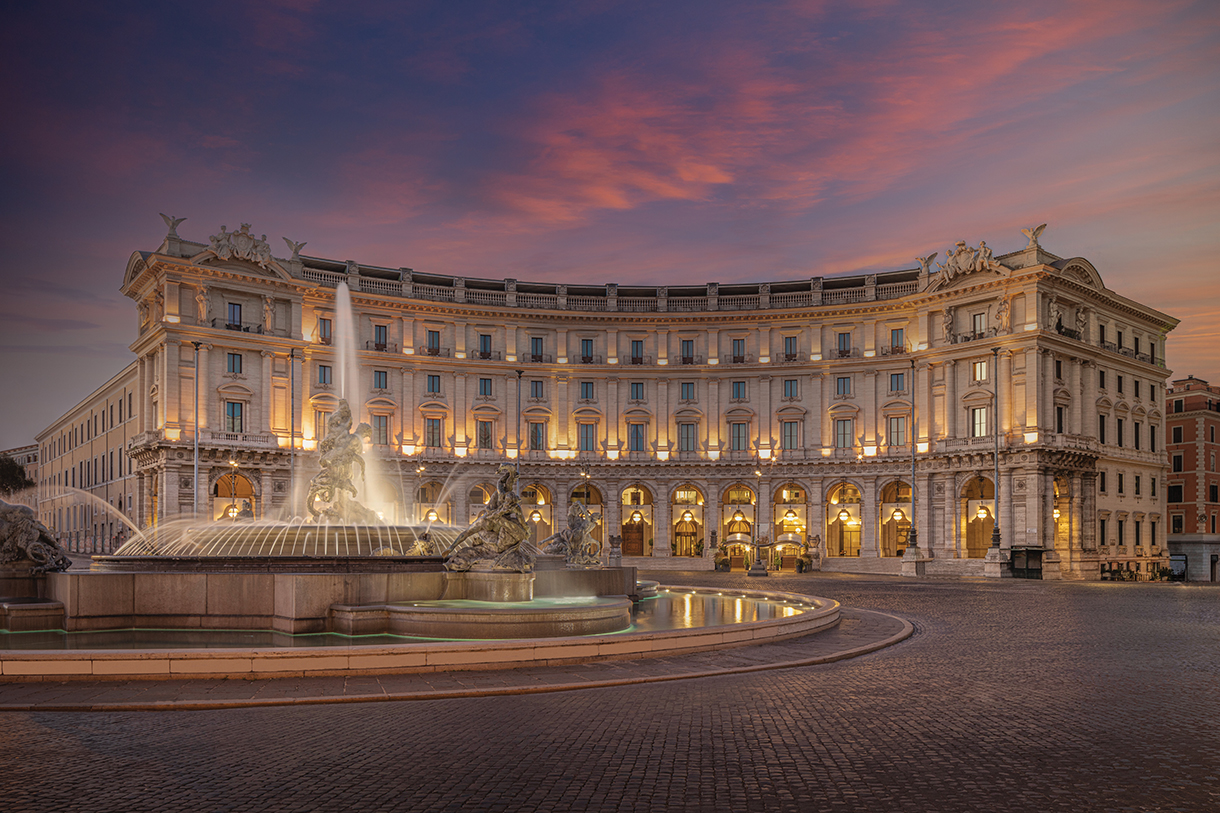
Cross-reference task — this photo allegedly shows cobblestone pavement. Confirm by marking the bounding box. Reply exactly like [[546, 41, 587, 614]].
[[3, 572, 1218, 812]]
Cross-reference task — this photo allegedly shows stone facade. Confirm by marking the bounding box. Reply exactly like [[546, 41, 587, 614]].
[[1166, 375, 1220, 581], [37, 219, 1178, 578]]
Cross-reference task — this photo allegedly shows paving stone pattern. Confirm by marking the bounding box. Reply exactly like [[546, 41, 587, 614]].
[[3, 573, 1218, 812]]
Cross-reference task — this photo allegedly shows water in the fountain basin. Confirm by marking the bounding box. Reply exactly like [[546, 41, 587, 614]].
[[0, 590, 812, 649]]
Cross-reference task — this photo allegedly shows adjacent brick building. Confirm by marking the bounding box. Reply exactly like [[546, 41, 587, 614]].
[[1166, 375, 1220, 581]]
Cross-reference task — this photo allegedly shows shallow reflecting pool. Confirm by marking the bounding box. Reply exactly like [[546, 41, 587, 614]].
[[0, 588, 814, 650]]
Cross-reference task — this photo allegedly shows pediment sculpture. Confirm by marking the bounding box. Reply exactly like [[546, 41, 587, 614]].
[[935, 240, 1005, 286], [205, 223, 275, 270]]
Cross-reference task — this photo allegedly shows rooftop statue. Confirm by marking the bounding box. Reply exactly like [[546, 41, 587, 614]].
[[306, 400, 379, 524], [0, 498, 72, 574], [1022, 223, 1047, 250], [541, 501, 602, 567], [444, 465, 533, 572]]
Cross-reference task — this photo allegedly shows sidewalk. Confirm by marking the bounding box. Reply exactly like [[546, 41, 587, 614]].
[[0, 607, 910, 712]]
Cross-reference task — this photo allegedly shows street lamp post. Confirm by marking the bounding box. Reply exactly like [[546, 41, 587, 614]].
[[991, 346, 1002, 550], [749, 466, 768, 577], [192, 341, 201, 517], [907, 356, 919, 556], [515, 369, 524, 471], [289, 348, 296, 497]]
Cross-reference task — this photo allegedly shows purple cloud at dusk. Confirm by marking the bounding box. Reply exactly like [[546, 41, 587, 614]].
[[1, 0, 1217, 448]]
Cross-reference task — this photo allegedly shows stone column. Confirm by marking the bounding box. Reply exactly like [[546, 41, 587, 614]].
[[1081, 472, 1097, 550], [453, 372, 467, 449], [654, 485, 671, 558], [944, 360, 957, 440], [656, 378, 669, 452], [998, 350, 1013, 438], [1025, 348, 1040, 432], [1070, 472, 1084, 551], [261, 350, 274, 434], [860, 475, 879, 557], [706, 328, 719, 365], [705, 486, 720, 561], [1001, 467, 1014, 552], [603, 478, 621, 554], [917, 470, 934, 558], [1042, 351, 1055, 434], [1082, 360, 1097, 438], [1044, 471, 1058, 550], [948, 474, 962, 558], [1069, 357, 1082, 435], [916, 362, 932, 446], [163, 339, 180, 430]]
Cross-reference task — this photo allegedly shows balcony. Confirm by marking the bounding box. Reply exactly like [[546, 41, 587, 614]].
[[1055, 324, 1082, 341], [829, 348, 861, 360], [577, 354, 604, 364], [627, 354, 653, 366], [367, 341, 398, 352], [677, 355, 703, 365], [200, 429, 278, 448], [318, 336, 332, 346], [954, 330, 993, 344], [471, 350, 502, 360], [417, 345, 452, 357], [775, 352, 802, 364], [212, 318, 264, 334], [723, 353, 755, 365], [526, 353, 554, 364], [879, 345, 908, 356]]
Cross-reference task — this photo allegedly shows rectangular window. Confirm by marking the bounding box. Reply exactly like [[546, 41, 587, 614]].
[[972, 361, 987, 381], [318, 318, 332, 344], [1057, 406, 1065, 434], [426, 329, 440, 350], [1099, 324, 1107, 344], [889, 416, 907, 446], [630, 340, 644, 361], [730, 422, 749, 451], [680, 382, 695, 401], [373, 370, 388, 389], [1172, 454, 1183, 473], [836, 376, 851, 396], [1135, 475, 1141, 496], [425, 418, 442, 447], [834, 419, 853, 448], [890, 372, 905, 392], [479, 333, 492, 355], [1055, 359, 1063, 379], [1117, 418, 1124, 447], [1117, 375, 1124, 394], [1099, 370, 1106, 389], [225, 401, 243, 433], [1174, 399, 1183, 413], [972, 407, 988, 438], [837, 332, 851, 353], [227, 353, 242, 374], [1117, 520, 1125, 545], [1117, 331, 1124, 349], [426, 374, 441, 394], [1152, 477, 1157, 495], [782, 421, 799, 450], [972, 312, 985, 336], [1134, 422, 1142, 450], [1171, 515, 1184, 534], [314, 410, 331, 440], [529, 422, 546, 451], [679, 423, 697, 452], [890, 328, 905, 349], [531, 380, 545, 399], [732, 381, 746, 400], [479, 378, 493, 397], [1134, 380, 1140, 399], [732, 338, 746, 359], [783, 379, 798, 398], [1172, 426, 1183, 443], [375, 324, 389, 348], [1118, 473, 1125, 494], [784, 335, 798, 357], [1099, 519, 1107, 545], [1099, 471, 1106, 493], [227, 302, 241, 326], [680, 339, 695, 360], [581, 338, 594, 359], [1098, 415, 1106, 444], [1150, 426, 1157, 452], [580, 381, 594, 400], [628, 423, 646, 452], [630, 382, 644, 400], [477, 420, 493, 449], [372, 415, 388, 445], [578, 423, 597, 452], [531, 336, 544, 359], [1211, 484, 1219, 503]]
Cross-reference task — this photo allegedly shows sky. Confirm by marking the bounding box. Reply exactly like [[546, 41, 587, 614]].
[[1, 0, 1217, 450]]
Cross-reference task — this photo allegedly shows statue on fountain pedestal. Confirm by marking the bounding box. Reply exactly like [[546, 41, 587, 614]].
[[444, 465, 533, 572], [541, 501, 601, 568], [306, 400, 379, 524], [0, 498, 72, 574]]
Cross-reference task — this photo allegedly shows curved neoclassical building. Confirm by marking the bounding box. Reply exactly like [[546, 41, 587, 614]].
[[37, 220, 1177, 579]]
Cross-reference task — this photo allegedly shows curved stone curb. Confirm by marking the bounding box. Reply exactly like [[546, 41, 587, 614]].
[[0, 609, 912, 712]]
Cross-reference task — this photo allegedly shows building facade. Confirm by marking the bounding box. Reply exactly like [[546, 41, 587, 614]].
[[41, 218, 1177, 578], [1166, 375, 1220, 581], [1, 443, 39, 489], [34, 363, 141, 552]]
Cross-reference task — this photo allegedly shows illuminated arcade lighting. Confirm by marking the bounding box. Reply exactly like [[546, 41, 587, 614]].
[[530, 510, 542, 522], [892, 509, 906, 522], [1053, 508, 1061, 521], [837, 509, 851, 523], [732, 510, 745, 522], [976, 506, 989, 520], [682, 511, 694, 521], [425, 509, 439, 522], [783, 509, 797, 520], [631, 511, 643, 523]]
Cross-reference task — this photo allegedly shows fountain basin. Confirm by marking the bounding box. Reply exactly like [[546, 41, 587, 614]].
[[331, 597, 633, 639], [0, 586, 841, 680], [90, 555, 447, 574]]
